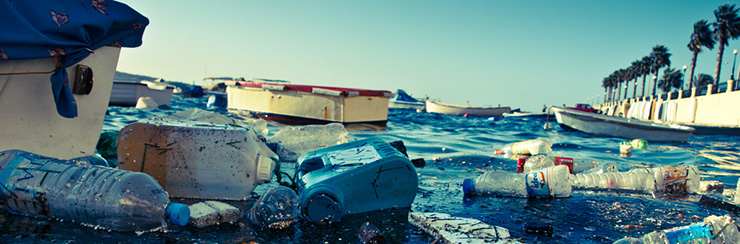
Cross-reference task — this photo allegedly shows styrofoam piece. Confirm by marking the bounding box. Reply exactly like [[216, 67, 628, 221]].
[[135, 96, 158, 109], [408, 212, 522, 244], [189, 201, 243, 228], [117, 120, 277, 200]]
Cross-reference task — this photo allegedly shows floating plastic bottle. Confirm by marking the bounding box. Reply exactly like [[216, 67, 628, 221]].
[[248, 186, 300, 229], [735, 177, 740, 204], [517, 155, 599, 174], [572, 166, 700, 194], [463, 165, 571, 198], [0, 150, 190, 232], [613, 214, 740, 244], [266, 123, 351, 162], [494, 138, 552, 156]]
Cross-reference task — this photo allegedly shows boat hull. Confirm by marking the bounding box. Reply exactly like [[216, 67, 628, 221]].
[[551, 106, 694, 142], [390, 100, 425, 110], [110, 81, 175, 106], [425, 99, 511, 117], [227, 85, 390, 125], [0, 46, 121, 159]]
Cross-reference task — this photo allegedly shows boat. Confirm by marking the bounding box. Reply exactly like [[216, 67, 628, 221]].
[[226, 80, 394, 125], [425, 99, 511, 117], [389, 89, 425, 110], [109, 78, 175, 106], [0, 1, 148, 159], [550, 106, 694, 142], [502, 110, 549, 119]]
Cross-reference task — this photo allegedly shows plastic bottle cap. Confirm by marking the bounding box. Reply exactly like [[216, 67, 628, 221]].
[[516, 158, 526, 173], [166, 203, 191, 227], [462, 179, 474, 194], [304, 194, 342, 223]]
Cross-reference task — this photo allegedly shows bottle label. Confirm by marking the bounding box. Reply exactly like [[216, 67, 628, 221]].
[[661, 166, 690, 193], [511, 141, 530, 155], [525, 168, 550, 197], [663, 223, 711, 243], [552, 157, 573, 174]]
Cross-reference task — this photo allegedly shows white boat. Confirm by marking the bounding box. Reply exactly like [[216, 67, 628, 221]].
[[227, 80, 394, 125], [425, 99, 511, 117], [0, 46, 123, 159], [502, 111, 549, 119], [109, 79, 175, 106], [389, 89, 425, 110], [551, 106, 694, 142]]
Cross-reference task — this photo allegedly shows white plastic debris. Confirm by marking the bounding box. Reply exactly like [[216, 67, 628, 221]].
[[408, 212, 522, 244], [189, 201, 244, 228], [135, 97, 158, 109]]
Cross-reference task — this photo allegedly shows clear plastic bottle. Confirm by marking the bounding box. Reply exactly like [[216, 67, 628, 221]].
[[463, 165, 571, 198], [0, 150, 190, 232], [266, 123, 350, 162], [613, 214, 740, 244], [248, 186, 300, 230], [358, 222, 387, 244], [518, 155, 599, 174], [494, 138, 552, 156], [572, 166, 700, 194]]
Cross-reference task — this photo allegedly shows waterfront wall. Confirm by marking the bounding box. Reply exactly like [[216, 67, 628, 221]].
[[594, 81, 740, 127]]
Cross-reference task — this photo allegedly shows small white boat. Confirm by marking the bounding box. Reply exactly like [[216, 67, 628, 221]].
[[502, 111, 549, 119], [0, 46, 122, 159], [389, 89, 425, 110], [109, 79, 175, 106], [425, 99, 511, 117], [551, 106, 694, 142], [227, 80, 393, 125]]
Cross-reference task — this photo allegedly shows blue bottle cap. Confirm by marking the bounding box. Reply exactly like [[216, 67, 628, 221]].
[[462, 179, 474, 194], [304, 194, 342, 223], [166, 203, 190, 227]]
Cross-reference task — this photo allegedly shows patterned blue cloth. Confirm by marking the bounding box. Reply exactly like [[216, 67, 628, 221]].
[[0, 0, 148, 118]]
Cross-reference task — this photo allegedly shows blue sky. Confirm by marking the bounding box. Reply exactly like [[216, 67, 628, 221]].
[[116, 0, 737, 112]]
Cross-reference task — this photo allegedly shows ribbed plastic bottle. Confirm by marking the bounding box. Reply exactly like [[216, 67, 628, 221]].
[[572, 166, 700, 194], [0, 150, 190, 232], [613, 214, 740, 244], [265, 123, 350, 162], [248, 186, 300, 230], [494, 138, 552, 156], [518, 155, 599, 174], [463, 165, 571, 198]]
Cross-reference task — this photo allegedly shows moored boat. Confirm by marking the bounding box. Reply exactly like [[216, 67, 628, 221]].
[[502, 111, 549, 119], [227, 80, 394, 125], [389, 89, 425, 110], [551, 106, 694, 142], [425, 99, 511, 117], [109, 79, 175, 106], [0, 1, 148, 159]]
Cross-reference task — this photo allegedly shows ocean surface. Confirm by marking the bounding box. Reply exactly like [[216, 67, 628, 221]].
[[2, 96, 740, 244]]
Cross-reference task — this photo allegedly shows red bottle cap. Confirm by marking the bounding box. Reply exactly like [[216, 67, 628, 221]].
[[516, 158, 526, 173]]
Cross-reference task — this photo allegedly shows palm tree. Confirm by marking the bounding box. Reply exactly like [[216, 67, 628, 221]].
[[687, 20, 715, 90], [712, 3, 740, 87], [657, 67, 684, 93], [630, 61, 641, 98], [639, 56, 653, 97], [694, 73, 714, 90], [650, 45, 672, 96]]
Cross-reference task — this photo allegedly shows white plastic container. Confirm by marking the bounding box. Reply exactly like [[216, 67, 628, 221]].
[[463, 165, 571, 198], [266, 123, 350, 162], [0, 150, 189, 232], [117, 119, 277, 200], [613, 215, 740, 244], [494, 138, 552, 156]]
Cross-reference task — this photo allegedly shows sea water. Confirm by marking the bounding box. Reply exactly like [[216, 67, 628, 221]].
[[1, 96, 739, 243]]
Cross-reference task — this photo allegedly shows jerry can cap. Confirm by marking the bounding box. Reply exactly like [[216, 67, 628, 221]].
[[166, 203, 190, 226]]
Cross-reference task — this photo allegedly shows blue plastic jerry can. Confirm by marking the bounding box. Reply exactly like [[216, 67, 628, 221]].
[[295, 138, 418, 223]]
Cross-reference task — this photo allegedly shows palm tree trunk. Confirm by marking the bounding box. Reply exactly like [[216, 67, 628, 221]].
[[689, 51, 698, 90], [652, 70, 659, 96], [624, 80, 629, 100], [616, 82, 621, 101], [632, 77, 638, 98], [641, 74, 647, 97], [715, 40, 726, 88]]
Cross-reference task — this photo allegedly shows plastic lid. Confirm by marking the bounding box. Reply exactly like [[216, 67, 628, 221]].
[[462, 179, 474, 194], [166, 203, 190, 226], [516, 158, 526, 173], [304, 194, 342, 223]]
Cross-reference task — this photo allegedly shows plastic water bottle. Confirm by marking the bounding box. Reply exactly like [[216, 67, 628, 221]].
[[463, 165, 571, 198], [494, 138, 552, 156], [518, 155, 599, 174], [613, 214, 740, 244], [266, 123, 350, 162], [572, 166, 700, 194], [0, 150, 190, 232], [358, 222, 387, 244], [248, 186, 300, 229], [735, 177, 740, 204]]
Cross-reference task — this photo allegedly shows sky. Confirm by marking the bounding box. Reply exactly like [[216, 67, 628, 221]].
[[116, 0, 739, 112]]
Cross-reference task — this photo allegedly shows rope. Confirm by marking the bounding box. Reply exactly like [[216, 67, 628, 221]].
[[0, 56, 58, 75]]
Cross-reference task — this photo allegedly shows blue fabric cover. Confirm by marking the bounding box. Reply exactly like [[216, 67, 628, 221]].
[[0, 0, 148, 118]]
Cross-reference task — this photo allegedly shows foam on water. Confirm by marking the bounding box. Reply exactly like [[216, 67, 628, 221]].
[[2, 96, 740, 243]]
